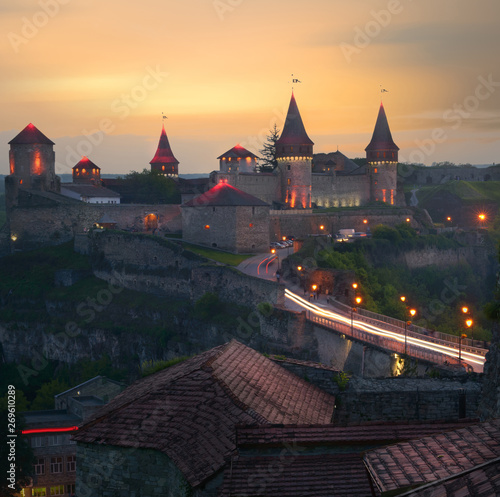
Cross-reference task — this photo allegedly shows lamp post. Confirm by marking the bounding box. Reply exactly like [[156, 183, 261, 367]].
[[478, 213, 486, 228], [271, 248, 280, 272], [462, 306, 474, 345], [351, 296, 362, 334], [400, 296, 416, 356]]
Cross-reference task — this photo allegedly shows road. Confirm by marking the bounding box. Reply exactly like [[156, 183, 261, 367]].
[[237, 251, 487, 372]]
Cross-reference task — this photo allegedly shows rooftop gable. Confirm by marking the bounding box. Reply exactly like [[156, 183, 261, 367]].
[[9, 123, 55, 145], [364, 419, 500, 495], [72, 156, 100, 170], [217, 144, 259, 160], [73, 341, 335, 487], [182, 181, 269, 207]]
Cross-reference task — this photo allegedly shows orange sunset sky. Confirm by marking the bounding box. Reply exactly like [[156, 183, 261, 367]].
[[1, 0, 500, 175]]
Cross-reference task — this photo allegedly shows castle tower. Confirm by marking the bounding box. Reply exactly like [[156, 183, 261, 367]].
[[8, 123, 58, 192], [218, 144, 259, 173], [275, 92, 314, 209], [149, 122, 179, 178], [365, 102, 399, 205], [72, 156, 101, 184]]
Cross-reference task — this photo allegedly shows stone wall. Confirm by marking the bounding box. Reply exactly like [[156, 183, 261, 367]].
[[6, 188, 182, 251], [311, 173, 371, 209], [181, 204, 270, 253], [270, 207, 418, 240], [406, 165, 500, 185], [334, 377, 482, 424], [211, 171, 281, 205], [76, 444, 199, 497], [478, 324, 500, 420], [90, 231, 284, 307]]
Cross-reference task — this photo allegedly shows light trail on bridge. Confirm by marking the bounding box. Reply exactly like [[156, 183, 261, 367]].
[[285, 289, 485, 369]]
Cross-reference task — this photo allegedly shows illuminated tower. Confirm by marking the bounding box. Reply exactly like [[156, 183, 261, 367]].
[[8, 123, 58, 192], [276, 92, 314, 209], [72, 156, 101, 184], [365, 102, 399, 205], [149, 122, 179, 178]]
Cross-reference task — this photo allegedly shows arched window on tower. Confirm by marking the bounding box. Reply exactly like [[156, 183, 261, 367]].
[[287, 164, 291, 170]]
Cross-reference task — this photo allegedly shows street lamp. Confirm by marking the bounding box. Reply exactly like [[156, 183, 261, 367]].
[[462, 306, 474, 345], [478, 213, 486, 228], [458, 332, 468, 368], [351, 296, 362, 334]]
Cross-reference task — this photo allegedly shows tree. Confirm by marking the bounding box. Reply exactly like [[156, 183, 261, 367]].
[[257, 124, 280, 172], [113, 169, 181, 204]]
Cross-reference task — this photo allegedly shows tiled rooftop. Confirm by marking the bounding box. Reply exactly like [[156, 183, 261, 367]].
[[236, 421, 478, 448], [400, 457, 500, 496], [364, 419, 500, 495], [218, 453, 374, 497], [74, 341, 335, 487]]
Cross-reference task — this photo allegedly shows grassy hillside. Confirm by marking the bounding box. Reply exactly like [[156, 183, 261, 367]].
[[416, 181, 500, 205]]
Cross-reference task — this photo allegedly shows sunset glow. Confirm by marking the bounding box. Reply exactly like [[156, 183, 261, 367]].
[[1, 0, 499, 174]]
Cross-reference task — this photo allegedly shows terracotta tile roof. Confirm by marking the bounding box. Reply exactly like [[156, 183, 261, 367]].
[[219, 453, 374, 497], [217, 144, 259, 160], [364, 419, 500, 495], [9, 123, 55, 145], [182, 182, 269, 207], [399, 457, 500, 496], [236, 421, 478, 448], [73, 341, 335, 487]]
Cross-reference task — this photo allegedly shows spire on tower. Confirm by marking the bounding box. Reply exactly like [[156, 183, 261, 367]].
[[150, 122, 179, 177], [276, 92, 314, 158], [365, 102, 399, 154]]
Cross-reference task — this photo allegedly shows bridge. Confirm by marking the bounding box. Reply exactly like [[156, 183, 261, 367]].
[[284, 289, 488, 373]]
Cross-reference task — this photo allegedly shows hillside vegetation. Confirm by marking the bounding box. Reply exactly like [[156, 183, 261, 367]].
[[291, 224, 494, 340]]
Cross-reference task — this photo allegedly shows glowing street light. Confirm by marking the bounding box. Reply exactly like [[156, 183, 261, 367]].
[[446, 216, 452, 222], [406, 218, 411, 223], [319, 225, 325, 231], [311, 284, 318, 291], [363, 219, 368, 224], [355, 296, 362, 305], [352, 282, 358, 290], [297, 266, 302, 271], [400, 296, 406, 303], [351, 295, 362, 334]]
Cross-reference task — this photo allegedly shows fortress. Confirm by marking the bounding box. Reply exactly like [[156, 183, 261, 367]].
[[2, 92, 411, 254]]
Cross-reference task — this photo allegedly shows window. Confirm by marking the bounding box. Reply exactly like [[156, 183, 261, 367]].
[[287, 178, 291, 185], [33, 488, 47, 497], [374, 168, 378, 174], [287, 164, 291, 170], [48, 435, 63, 446], [204, 225, 210, 230], [249, 223, 253, 227], [50, 457, 63, 474], [66, 484, 76, 495], [31, 436, 43, 448], [50, 485, 64, 496], [252, 206, 255, 215], [35, 458, 45, 475], [67, 455, 76, 472]]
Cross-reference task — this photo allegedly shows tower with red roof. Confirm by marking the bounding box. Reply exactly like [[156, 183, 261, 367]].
[[365, 102, 399, 205], [72, 156, 101, 185], [150, 122, 179, 178], [7, 123, 59, 192], [275, 92, 314, 209], [217, 144, 259, 174]]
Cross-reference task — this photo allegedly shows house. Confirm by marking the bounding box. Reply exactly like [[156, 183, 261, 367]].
[[20, 376, 124, 497], [73, 340, 336, 496]]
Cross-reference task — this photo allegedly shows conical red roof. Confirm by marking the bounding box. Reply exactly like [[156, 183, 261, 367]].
[[276, 92, 314, 146], [150, 123, 179, 165], [9, 123, 54, 145], [365, 102, 399, 152], [72, 156, 100, 170]]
